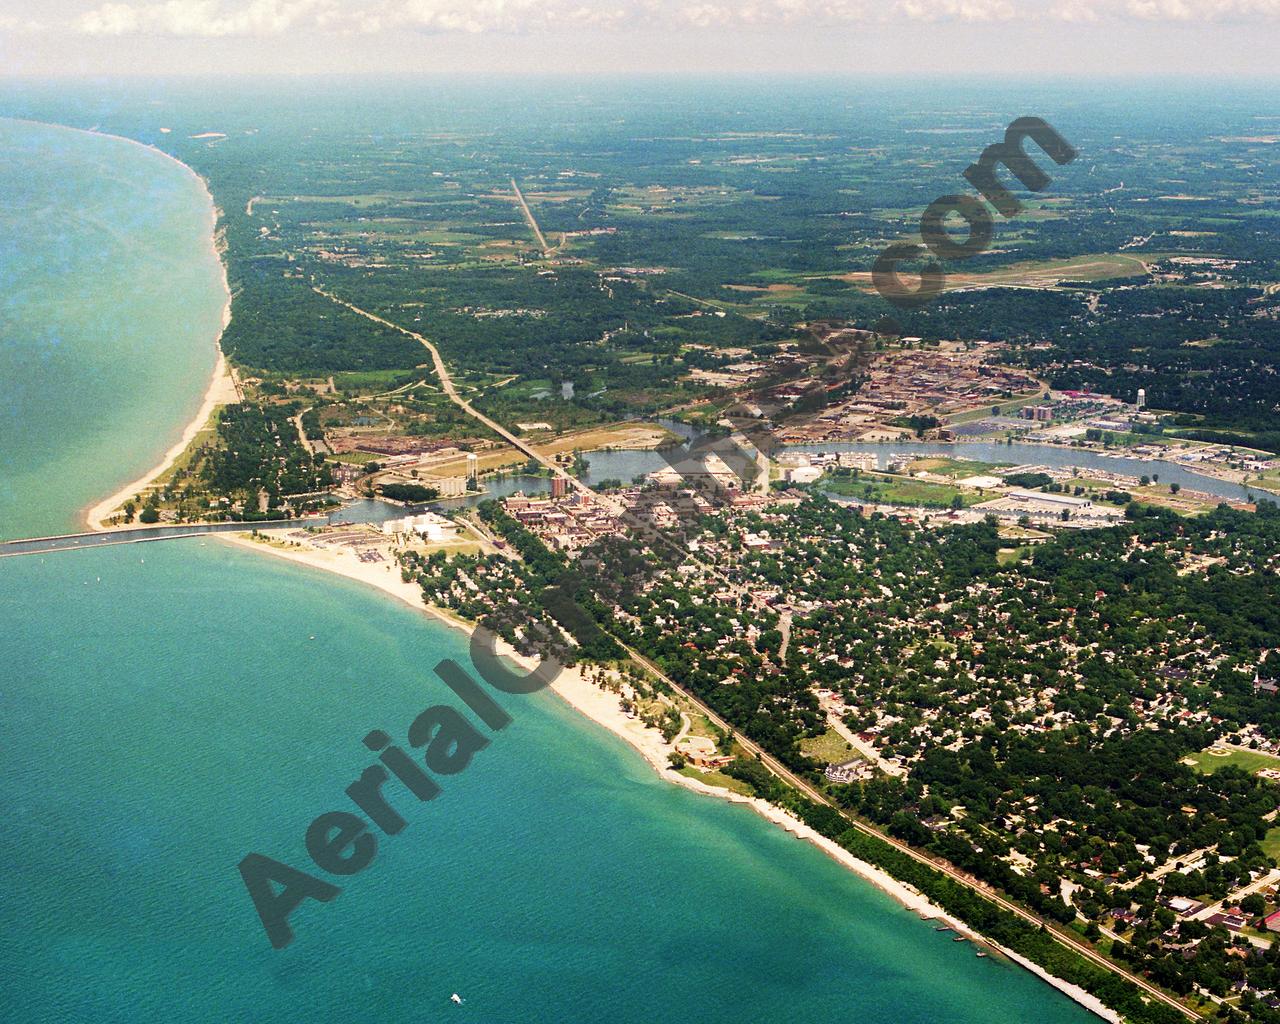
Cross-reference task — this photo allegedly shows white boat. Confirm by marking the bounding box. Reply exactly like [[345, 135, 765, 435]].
[[450, 993, 463, 1005]]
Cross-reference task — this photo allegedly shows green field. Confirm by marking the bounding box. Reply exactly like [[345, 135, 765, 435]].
[[1185, 746, 1280, 776], [799, 728, 860, 764], [905, 457, 1011, 478], [822, 471, 984, 509], [677, 766, 753, 796], [997, 546, 1034, 566]]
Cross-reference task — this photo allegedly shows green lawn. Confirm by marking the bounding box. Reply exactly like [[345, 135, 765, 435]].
[[678, 766, 754, 796], [1261, 827, 1280, 861], [905, 457, 1011, 478], [677, 703, 724, 743], [823, 471, 983, 509], [1186, 746, 1280, 776], [329, 368, 426, 391], [945, 396, 1044, 425], [800, 728, 860, 764]]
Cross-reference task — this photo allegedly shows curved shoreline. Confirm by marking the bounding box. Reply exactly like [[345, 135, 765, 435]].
[[30, 120, 241, 532], [59, 117, 1118, 1021], [84, 344, 236, 531], [215, 529, 1119, 1024]]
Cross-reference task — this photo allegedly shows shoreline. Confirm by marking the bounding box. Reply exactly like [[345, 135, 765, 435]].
[[56, 113, 1118, 1021], [215, 528, 1119, 1024], [58, 122, 238, 532], [83, 344, 236, 531]]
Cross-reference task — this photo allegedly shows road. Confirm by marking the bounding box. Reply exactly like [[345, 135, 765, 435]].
[[1116, 844, 1217, 891], [618, 638, 1194, 1018], [292, 407, 314, 456], [510, 177, 550, 254], [315, 282, 1197, 1021], [0, 516, 329, 558], [1192, 866, 1280, 923], [664, 287, 729, 311], [823, 709, 906, 777], [312, 286, 595, 502]]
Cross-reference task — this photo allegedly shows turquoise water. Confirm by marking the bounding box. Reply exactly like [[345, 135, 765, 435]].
[[0, 117, 1097, 1023], [0, 542, 1096, 1023], [0, 118, 226, 541]]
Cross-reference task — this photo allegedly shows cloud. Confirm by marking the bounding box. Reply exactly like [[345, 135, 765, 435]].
[[78, 0, 326, 36], [64, 0, 893, 38], [896, 0, 1014, 21], [75, 0, 636, 36], [68, 0, 1280, 37], [313, 4, 386, 33], [1126, 0, 1280, 17], [1050, 2, 1100, 22], [384, 0, 517, 34], [391, 0, 627, 33], [0, 14, 48, 32], [674, 1, 873, 26]]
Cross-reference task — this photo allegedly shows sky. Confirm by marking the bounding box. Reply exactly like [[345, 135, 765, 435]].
[[0, 0, 1278, 77]]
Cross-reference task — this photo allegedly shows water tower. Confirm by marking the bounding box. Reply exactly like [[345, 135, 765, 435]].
[[466, 452, 478, 490], [1136, 388, 1146, 411]]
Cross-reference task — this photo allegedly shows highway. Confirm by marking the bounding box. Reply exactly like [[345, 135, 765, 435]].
[[314, 283, 1197, 1020], [292, 406, 315, 455], [312, 286, 594, 500]]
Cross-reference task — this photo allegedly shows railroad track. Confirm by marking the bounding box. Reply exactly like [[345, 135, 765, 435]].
[[314, 283, 1199, 1022]]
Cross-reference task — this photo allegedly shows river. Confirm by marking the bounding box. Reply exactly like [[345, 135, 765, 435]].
[[0, 116, 1099, 1024]]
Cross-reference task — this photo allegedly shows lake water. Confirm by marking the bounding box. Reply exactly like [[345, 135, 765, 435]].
[[0, 118, 226, 541], [0, 116, 1098, 1024]]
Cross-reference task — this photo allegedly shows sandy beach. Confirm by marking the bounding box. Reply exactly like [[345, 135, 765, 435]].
[[217, 528, 1119, 1024], [80, 134, 236, 532], [84, 345, 237, 531], [66, 141, 1122, 1018]]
